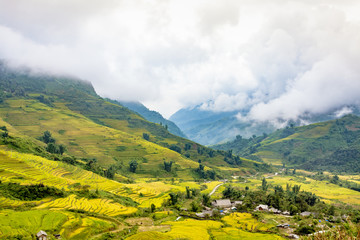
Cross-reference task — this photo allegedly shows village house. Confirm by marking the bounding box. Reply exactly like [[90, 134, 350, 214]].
[[276, 223, 290, 228], [300, 211, 314, 217], [269, 207, 281, 214], [196, 210, 213, 218], [255, 204, 269, 211], [212, 199, 232, 208], [232, 201, 243, 206], [36, 230, 48, 240]]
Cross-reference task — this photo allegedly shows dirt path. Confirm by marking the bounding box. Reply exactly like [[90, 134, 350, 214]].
[[209, 183, 224, 196]]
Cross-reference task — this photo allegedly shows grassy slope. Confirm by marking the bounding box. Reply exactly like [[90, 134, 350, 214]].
[[127, 214, 285, 240], [215, 115, 360, 173], [225, 175, 360, 206], [0, 146, 281, 240], [0, 64, 270, 178], [0, 98, 201, 178]]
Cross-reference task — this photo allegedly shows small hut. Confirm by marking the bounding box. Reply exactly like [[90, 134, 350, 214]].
[[36, 230, 48, 240], [255, 204, 269, 211]]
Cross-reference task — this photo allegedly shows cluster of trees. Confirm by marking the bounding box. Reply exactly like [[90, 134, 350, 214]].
[[223, 155, 242, 166], [223, 184, 320, 215], [166, 142, 219, 159], [164, 161, 173, 172], [38, 131, 66, 155], [83, 158, 118, 180], [129, 160, 138, 173], [169, 144, 182, 154], [159, 122, 168, 130], [185, 186, 200, 199], [142, 133, 150, 141], [166, 186, 210, 212], [195, 161, 216, 180], [213, 133, 268, 156], [35, 95, 54, 107], [0, 126, 8, 138], [0, 182, 65, 201]]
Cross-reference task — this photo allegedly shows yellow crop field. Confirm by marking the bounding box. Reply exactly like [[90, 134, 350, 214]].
[[0, 196, 53, 208], [223, 213, 274, 232], [161, 219, 222, 240], [229, 175, 360, 205], [36, 194, 137, 216], [211, 227, 285, 240], [0, 149, 170, 207], [0, 209, 115, 240], [126, 231, 170, 240], [127, 219, 222, 240], [127, 217, 285, 240], [0, 99, 202, 176], [266, 176, 360, 205], [62, 215, 117, 239]]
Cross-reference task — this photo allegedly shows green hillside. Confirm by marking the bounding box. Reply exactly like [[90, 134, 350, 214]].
[[0, 64, 359, 239], [113, 100, 187, 138], [214, 115, 360, 173], [0, 62, 271, 179]]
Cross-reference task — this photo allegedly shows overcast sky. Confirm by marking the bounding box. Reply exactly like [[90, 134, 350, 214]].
[[1, 0, 360, 120]]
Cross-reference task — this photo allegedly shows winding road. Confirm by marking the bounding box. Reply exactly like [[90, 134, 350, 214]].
[[209, 183, 224, 196]]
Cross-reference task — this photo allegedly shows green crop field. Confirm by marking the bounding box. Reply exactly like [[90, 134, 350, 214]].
[[36, 194, 137, 216], [0, 209, 116, 240], [228, 175, 360, 205], [1, 69, 359, 240], [0, 99, 200, 175], [127, 215, 285, 240]]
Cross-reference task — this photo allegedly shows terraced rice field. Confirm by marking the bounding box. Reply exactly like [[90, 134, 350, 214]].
[[127, 219, 222, 240], [36, 194, 137, 216], [0, 149, 169, 206], [127, 217, 285, 240], [0, 99, 201, 176], [0, 209, 115, 240], [211, 227, 285, 240], [223, 213, 274, 232]]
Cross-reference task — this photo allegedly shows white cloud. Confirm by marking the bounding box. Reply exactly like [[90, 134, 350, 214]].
[[335, 107, 353, 118], [0, 0, 359, 119]]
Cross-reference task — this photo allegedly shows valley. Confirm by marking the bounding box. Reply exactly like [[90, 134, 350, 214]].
[[0, 65, 359, 239]]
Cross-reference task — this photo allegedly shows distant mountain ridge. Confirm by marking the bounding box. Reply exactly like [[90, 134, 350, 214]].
[[170, 104, 360, 145], [214, 114, 360, 174], [111, 100, 186, 138], [169, 107, 241, 145]]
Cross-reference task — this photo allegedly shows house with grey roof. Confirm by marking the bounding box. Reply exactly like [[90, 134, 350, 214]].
[[212, 199, 232, 208], [300, 211, 314, 217]]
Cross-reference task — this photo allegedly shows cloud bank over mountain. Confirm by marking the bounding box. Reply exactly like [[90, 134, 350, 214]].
[[0, 0, 359, 120]]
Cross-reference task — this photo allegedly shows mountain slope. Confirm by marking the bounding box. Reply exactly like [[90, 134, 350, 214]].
[[0, 62, 271, 178], [170, 104, 360, 146], [214, 114, 360, 173], [170, 106, 278, 145], [170, 107, 241, 145], [111, 100, 186, 138]]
